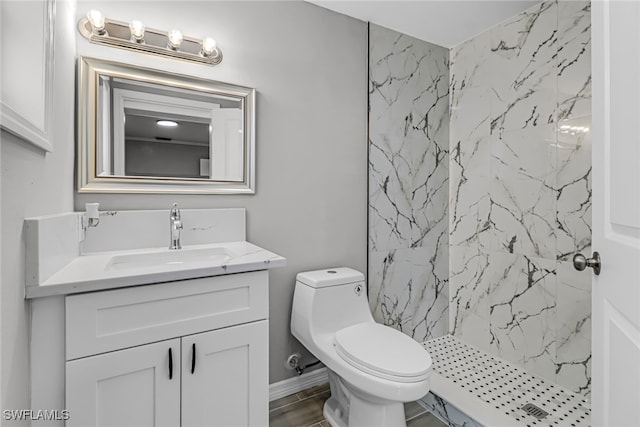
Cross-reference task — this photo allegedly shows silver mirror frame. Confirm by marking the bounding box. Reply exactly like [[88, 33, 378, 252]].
[[77, 56, 256, 194]]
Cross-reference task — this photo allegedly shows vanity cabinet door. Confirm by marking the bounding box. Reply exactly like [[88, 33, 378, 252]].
[[182, 321, 269, 427], [66, 339, 181, 427]]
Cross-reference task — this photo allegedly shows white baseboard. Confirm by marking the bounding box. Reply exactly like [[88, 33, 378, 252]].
[[269, 367, 329, 401]]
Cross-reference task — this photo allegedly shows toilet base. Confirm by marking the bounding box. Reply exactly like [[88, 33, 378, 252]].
[[323, 370, 407, 427], [323, 396, 347, 427]]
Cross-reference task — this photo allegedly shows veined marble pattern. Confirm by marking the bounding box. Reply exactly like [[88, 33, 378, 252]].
[[556, 261, 591, 397], [369, 25, 449, 251], [489, 1, 558, 135], [557, 1, 591, 121], [555, 117, 592, 262], [369, 247, 448, 341], [421, 393, 482, 427], [450, 32, 491, 104], [448, 244, 491, 353], [449, 175, 491, 251], [369, 24, 450, 341], [369, 0, 591, 398], [489, 126, 557, 259], [448, 0, 592, 397], [369, 25, 449, 254], [488, 253, 557, 383]]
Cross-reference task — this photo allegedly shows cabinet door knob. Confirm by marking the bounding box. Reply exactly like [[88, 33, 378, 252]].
[[168, 348, 173, 380], [573, 251, 601, 275], [191, 343, 196, 374]]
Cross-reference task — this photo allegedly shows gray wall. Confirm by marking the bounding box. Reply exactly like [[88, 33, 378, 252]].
[[125, 141, 209, 178], [74, 1, 368, 383], [1, 0, 77, 413]]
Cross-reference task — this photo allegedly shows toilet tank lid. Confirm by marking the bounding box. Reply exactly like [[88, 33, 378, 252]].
[[296, 268, 364, 288]]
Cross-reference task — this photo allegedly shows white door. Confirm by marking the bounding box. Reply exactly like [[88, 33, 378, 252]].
[[181, 321, 269, 427], [592, 1, 640, 426], [0, 0, 54, 151], [209, 108, 243, 181], [66, 339, 181, 427]]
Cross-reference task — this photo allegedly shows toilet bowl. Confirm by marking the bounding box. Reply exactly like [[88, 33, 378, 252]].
[[291, 268, 432, 427]]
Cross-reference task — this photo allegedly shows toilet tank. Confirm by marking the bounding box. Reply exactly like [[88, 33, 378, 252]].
[[291, 268, 374, 343], [296, 268, 364, 289]]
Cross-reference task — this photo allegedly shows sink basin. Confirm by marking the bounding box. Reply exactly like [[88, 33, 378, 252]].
[[105, 247, 232, 271]]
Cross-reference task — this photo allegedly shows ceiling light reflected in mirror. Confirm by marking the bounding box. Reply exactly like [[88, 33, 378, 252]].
[[156, 120, 179, 128]]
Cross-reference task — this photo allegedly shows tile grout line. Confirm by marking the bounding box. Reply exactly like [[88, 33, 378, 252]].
[[295, 389, 331, 401], [269, 388, 330, 414], [269, 396, 303, 413], [405, 409, 428, 422]]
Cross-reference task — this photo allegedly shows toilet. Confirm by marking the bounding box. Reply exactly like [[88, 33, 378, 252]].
[[291, 268, 432, 427]]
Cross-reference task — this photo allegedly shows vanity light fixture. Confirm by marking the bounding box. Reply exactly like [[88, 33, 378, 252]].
[[157, 120, 179, 127], [78, 11, 223, 66]]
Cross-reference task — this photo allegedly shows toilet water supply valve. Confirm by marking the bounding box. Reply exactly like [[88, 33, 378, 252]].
[[286, 353, 322, 376]]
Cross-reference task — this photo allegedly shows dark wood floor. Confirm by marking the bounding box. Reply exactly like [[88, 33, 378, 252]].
[[269, 383, 446, 427]]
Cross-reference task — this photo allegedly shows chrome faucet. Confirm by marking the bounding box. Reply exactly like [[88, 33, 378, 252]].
[[169, 203, 183, 250]]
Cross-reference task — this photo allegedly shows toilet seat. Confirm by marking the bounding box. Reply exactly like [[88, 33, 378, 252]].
[[333, 322, 431, 383]]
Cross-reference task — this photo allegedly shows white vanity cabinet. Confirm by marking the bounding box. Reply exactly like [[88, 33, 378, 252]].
[[66, 338, 182, 427], [64, 271, 269, 427], [181, 322, 268, 427]]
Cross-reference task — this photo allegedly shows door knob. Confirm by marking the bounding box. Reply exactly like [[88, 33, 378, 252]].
[[573, 252, 601, 275]]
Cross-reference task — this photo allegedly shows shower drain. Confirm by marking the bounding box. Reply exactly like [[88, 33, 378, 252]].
[[521, 403, 549, 420]]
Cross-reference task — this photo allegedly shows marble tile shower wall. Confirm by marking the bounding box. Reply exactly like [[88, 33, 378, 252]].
[[368, 24, 450, 342], [448, 0, 592, 397]]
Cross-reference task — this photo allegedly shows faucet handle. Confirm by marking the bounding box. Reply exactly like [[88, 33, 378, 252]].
[[170, 203, 181, 218], [169, 203, 183, 250]]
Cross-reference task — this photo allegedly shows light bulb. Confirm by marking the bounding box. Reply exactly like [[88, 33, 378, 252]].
[[201, 37, 218, 57], [86, 10, 106, 35], [167, 29, 183, 50], [129, 20, 145, 43], [157, 120, 179, 127]]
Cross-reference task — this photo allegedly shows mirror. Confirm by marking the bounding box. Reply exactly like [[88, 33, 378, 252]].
[[77, 56, 255, 194]]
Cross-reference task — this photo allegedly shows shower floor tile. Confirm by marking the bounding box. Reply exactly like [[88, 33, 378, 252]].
[[423, 335, 591, 427]]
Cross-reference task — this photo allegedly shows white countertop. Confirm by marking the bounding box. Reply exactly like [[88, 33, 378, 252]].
[[26, 241, 286, 299]]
